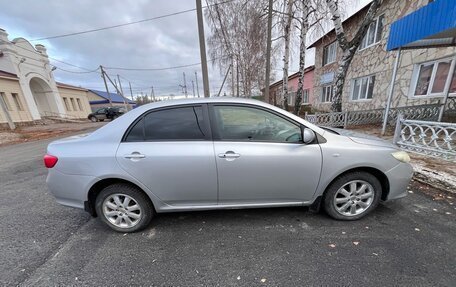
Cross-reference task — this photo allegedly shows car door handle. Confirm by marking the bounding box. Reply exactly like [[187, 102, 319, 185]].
[[218, 152, 240, 159], [124, 153, 146, 159]]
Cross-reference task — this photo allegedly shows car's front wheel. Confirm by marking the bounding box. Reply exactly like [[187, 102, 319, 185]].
[[89, 116, 97, 122], [323, 171, 381, 220], [95, 183, 154, 232]]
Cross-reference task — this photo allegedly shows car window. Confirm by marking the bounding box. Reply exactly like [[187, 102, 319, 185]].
[[125, 106, 206, 142], [213, 106, 302, 143], [97, 108, 106, 113], [125, 118, 144, 142]]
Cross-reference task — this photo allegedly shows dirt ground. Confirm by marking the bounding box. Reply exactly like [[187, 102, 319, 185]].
[[0, 121, 106, 146]]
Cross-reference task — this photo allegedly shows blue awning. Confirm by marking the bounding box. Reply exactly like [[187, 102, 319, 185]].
[[387, 0, 456, 51]]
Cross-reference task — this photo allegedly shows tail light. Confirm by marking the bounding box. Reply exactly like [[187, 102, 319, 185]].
[[44, 154, 58, 168]]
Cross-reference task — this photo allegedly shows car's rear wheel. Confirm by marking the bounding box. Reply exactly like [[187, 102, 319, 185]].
[[89, 116, 97, 122], [95, 183, 154, 232], [323, 171, 381, 220]]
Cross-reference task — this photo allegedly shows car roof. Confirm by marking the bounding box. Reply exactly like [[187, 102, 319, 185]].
[[142, 97, 263, 108]]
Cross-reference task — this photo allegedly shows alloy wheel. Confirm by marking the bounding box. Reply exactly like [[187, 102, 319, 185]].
[[102, 193, 142, 228], [333, 180, 375, 216]]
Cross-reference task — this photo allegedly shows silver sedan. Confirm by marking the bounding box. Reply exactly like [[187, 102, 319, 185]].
[[45, 98, 413, 232]]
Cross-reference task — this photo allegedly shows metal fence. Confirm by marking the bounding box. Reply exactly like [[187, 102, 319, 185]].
[[393, 115, 456, 162], [304, 103, 442, 128]]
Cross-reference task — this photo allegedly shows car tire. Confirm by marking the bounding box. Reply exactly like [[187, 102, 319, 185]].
[[89, 116, 97, 122], [323, 171, 382, 221], [95, 183, 154, 233]]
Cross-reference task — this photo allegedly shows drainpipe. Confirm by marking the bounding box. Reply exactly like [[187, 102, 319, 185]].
[[382, 48, 401, 136]]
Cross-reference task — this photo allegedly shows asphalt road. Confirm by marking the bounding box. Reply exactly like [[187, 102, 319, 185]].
[[1, 135, 455, 287]]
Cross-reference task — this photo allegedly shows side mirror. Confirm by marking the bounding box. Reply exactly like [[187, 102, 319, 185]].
[[302, 127, 316, 144]]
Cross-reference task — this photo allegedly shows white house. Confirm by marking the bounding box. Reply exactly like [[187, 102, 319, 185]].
[[0, 28, 92, 127]]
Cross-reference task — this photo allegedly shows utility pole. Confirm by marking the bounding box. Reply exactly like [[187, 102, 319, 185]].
[[116, 74, 129, 109], [180, 72, 188, 98], [217, 64, 231, 97], [117, 75, 125, 95], [151, 86, 156, 102], [264, 0, 273, 103], [183, 72, 188, 97], [196, 0, 210, 98], [103, 71, 128, 109], [195, 71, 200, 97], [128, 81, 134, 101], [231, 57, 235, 96], [100, 65, 113, 106], [236, 60, 240, 97], [191, 80, 195, 97]]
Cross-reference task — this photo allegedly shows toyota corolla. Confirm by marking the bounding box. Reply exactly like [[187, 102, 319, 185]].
[[45, 98, 413, 232]]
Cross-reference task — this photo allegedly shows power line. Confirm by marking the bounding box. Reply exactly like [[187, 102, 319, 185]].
[[52, 65, 100, 74], [103, 56, 227, 71], [0, 39, 97, 72], [29, 0, 237, 42]]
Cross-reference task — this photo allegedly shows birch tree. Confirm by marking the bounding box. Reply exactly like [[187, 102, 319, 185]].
[[326, 0, 383, 112], [293, 0, 310, 115], [281, 0, 294, 110], [205, 0, 269, 97]]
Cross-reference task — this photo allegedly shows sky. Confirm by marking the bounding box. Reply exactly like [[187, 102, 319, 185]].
[[0, 0, 371, 99]]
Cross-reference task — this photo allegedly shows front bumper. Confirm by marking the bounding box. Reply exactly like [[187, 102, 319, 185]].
[[384, 162, 414, 201]]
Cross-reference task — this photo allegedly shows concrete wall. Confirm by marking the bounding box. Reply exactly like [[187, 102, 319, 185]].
[[0, 77, 33, 123], [312, 0, 456, 112], [57, 86, 92, 119]]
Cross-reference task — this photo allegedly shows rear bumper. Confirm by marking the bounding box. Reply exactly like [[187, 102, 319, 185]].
[[46, 168, 97, 210], [384, 162, 414, 201]]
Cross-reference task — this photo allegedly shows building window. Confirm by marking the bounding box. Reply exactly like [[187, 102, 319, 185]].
[[288, 92, 295, 106], [411, 58, 455, 97], [450, 65, 456, 94], [303, 89, 309, 103], [359, 15, 384, 50], [321, 85, 333, 103], [70, 98, 77, 111], [63, 97, 71, 111], [11, 93, 24, 111], [323, 42, 337, 66], [351, 75, 375, 101], [0, 92, 12, 111], [76, 98, 83, 111]]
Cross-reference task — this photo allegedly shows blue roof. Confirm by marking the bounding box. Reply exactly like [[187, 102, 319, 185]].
[[89, 89, 136, 104], [387, 0, 456, 51]]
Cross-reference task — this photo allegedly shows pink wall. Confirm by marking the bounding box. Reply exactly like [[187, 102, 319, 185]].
[[268, 67, 315, 106]]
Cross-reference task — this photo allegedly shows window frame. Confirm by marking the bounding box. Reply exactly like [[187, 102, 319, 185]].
[[63, 97, 71, 111], [0, 92, 12, 111], [70, 98, 77, 111], [321, 85, 333, 103], [76, 98, 83, 111], [11, 93, 24, 111], [302, 89, 310, 104], [122, 104, 212, 142], [323, 41, 337, 66], [409, 56, 456, 98], [350, 74, 375, 101], [359, 14, 385, 51], [208, 103, 304, 144]]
